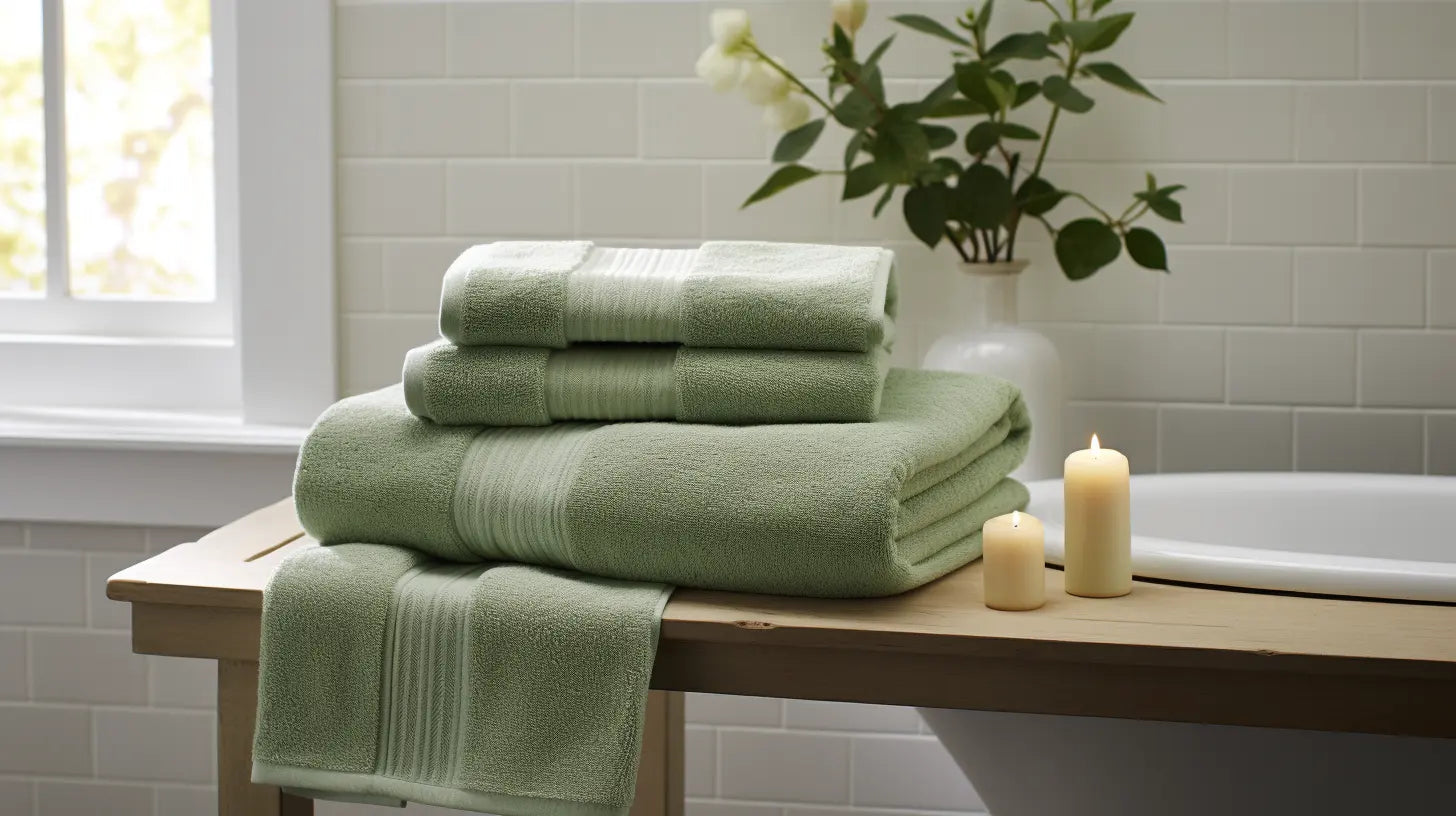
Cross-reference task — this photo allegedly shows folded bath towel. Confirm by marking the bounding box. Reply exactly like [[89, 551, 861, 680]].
[[402, 339, 890, 425], [253, 545, 671, 816], [438, 241, 897, 352], [295, 369, 1030, 598]]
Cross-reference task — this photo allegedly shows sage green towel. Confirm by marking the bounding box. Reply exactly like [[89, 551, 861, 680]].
[[439, 241, 897, 352], [295, 369, 1030, 598], [402, 340, 890, 425], [253, 544, 671, 816]]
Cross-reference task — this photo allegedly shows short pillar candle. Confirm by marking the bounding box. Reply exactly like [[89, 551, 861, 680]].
[[982, 510, 1046, 611], [1063, 434, 1132, 598]]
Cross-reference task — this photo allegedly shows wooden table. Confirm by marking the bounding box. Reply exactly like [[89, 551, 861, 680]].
[[109, 500, 1456, 815]]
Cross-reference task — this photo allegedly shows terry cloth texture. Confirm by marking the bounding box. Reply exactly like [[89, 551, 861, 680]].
[[294, 368, 1031, 598], [438, 241, 897, 352], [252, 544, 672, 816], [401, 340, 890, 425]]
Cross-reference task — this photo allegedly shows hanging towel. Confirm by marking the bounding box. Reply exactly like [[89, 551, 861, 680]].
[[438, 241, 897, 352], [401, 340, 890, 425], [252, 544, 671, 816], [294, 369, 1030, 598]]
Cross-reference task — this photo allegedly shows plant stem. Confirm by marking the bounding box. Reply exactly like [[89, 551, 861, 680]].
[[1036, 0, 1065, 22], [1065, 190, 1116, 222], [747, 45, 835, 113], [945, 226, 972, 263], [969, 228, 983, 262]]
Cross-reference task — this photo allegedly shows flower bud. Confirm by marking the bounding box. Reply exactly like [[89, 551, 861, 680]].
[[710, 9, 752, 50], [740, 59, 791, 105], [831, 0, 868, 35], [695, 44, 749, 92], [764, 94, 812, 131]]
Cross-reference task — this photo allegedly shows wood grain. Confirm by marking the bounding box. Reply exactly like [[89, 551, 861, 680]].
[[218, 660, 313, 816], [111, 498, 1456, 738]]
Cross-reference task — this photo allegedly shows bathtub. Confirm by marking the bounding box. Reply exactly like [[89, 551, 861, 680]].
[[921, 472, 1456, 816]]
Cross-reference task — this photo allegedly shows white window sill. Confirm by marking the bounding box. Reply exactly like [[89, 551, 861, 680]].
[[0, 406, 305, 528]]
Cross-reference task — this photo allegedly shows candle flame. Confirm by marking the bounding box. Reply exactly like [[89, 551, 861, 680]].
[[1011, 510, 1020, 528], [1090, 433, 1101, 452]]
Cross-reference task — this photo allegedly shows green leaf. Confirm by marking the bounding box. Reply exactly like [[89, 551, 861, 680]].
[[873, 184, 896, 217], [964, 120, 1001, 155], [1085, 12, 1135, 52], [1092, 0, 1115, 12], [843, 131, 866, 172], [974, 0, 994, 44], [831, 23, 854, 57], [923, 98, 987, 118], [742, 164, 820, 208], [1124, 227, 1168, 272], [922, 124, 958, 150], [843, 163, 884, 200], [1042, 75, 1095, 113], [956, 62, 1015, 112], [834, 66, 885, 129], [920, 77, 960, 111], [1013, 80, 1041, 108], [891, 13, 971, 46], [1050, 19, 1097, 47], [1015, 176, 1064, 216], [1144, 172, 1158, 193], [985, 32, 1057, 64], [999, 122, 1040, 140], [1082, 62, 1160, 101], [924, 156, 963, 183], [1054, 218, 1122, 280], [864, 35, 896, 71], [1134, 183, 1185, 223], [955, 163, 1013, 229], [874, 109, 932, 181], [1145, 195, 1183, 223], [903, 184, 948, 248], [771, 119, 827, 163]]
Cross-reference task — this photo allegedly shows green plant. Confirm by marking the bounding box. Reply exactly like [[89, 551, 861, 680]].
[[698, 0, 1185, 280]]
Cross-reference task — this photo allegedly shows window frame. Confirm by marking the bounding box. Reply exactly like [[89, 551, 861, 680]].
[[0, 0, 334, 527], [0, 0, 335, 425]]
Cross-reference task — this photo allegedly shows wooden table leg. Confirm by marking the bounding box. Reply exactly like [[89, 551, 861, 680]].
[[631, 690, 685, 816], [218, 660, 313, 816]]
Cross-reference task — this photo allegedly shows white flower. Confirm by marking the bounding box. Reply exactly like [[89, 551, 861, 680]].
[[739, 59, 790, 105], [831, 0, 868, 35], [763, 94, 812, 131], [710, 9, 752, 50], [695, 43, 749, 93]]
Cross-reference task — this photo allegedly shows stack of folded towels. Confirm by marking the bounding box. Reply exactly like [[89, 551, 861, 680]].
[[252, 241, 1032, 816]]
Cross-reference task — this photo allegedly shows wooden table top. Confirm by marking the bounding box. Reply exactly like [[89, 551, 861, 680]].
[[109, 499, 1456, 738]]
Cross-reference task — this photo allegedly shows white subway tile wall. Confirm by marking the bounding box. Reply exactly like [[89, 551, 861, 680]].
[[0, 524, 217, 814], [4, 2, 1454, 814]]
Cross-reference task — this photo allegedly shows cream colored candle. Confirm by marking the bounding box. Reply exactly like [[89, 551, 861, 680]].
[[982, 510, 1046, 611], [1063, 434, 1131, 598]]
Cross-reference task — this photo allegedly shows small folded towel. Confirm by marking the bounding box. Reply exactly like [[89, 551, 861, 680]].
[[402, 340, 890, 425], [439, 241, 897, 352], [295, 369, 1030, 598], [253, 544, 671, 816]]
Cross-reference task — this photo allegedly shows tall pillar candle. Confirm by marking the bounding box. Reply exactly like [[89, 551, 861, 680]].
[[1063, 434, 1131, 597], [982, 510, 1046, 611]]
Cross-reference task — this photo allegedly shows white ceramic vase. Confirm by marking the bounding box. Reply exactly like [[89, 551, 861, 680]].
[[920, 260, 1064, 482]]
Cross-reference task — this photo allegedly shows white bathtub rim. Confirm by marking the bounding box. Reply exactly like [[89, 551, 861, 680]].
[[1023, 472, 1456, 603]]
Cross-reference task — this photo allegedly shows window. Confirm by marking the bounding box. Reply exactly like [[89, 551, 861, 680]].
[[0, 0, 333, 426], [0, 0, 230, 338]]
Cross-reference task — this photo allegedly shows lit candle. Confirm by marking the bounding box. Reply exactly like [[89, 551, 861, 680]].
[[982, 510, 1046, 611], [1062, 434, 1131, 598]]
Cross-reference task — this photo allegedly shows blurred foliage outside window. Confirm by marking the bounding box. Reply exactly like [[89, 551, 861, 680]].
[[0, 0, 214, 300]]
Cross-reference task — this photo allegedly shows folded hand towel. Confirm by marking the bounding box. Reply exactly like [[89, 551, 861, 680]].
[[253, 544, 671, 816], [402, 339, 890, 425], [439, 241, 897, 352], [295, 369, 1030, 598]]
